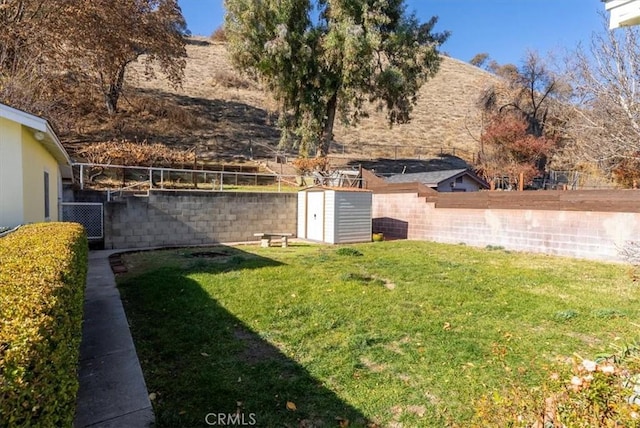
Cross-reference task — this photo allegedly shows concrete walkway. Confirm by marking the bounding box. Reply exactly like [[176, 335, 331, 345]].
[[74, 250, 154, 428]]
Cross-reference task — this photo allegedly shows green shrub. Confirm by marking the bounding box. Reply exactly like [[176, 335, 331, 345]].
[[0, 223, 88, 427]]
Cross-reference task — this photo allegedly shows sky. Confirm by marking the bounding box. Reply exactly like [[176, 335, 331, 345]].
[[178, 0, 607, 66]]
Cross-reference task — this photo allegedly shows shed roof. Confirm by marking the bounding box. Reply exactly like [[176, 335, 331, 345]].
[[0, 103, 73, 180], [300, 185, 372, 193]]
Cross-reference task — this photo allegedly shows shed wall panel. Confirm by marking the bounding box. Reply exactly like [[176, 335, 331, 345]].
[[324, 191, 336, 244], [297, 191, 307, 238], [334, 192, 372, 243]]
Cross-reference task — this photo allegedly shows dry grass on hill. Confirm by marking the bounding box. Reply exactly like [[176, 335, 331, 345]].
[[123, 37, 500, 166]]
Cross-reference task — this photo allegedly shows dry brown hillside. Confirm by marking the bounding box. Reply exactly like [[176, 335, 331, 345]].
[[119, 37, 500, 165]]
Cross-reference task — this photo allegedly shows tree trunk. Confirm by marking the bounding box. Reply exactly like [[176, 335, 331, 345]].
[[104, 63, 127, 115], [317, 92, 338, 158]]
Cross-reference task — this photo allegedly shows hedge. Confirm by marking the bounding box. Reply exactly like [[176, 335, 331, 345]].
[[0, 223, 88, 427]]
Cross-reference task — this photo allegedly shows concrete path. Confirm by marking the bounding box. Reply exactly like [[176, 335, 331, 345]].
[[74, 250, 154, 428]]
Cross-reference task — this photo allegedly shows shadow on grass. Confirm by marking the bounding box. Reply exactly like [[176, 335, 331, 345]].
[[118, 246, 370, 428]]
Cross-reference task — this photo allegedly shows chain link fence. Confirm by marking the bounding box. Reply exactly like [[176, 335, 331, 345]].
[[61, 203, 104, 240]]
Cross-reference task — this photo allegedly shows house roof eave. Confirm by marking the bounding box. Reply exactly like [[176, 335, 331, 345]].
[[0, 103, 73, 181]]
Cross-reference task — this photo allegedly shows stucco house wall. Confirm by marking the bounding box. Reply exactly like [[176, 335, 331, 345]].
[[0, 104, 72, 229], [0, 117, 25, 227], [20, 127, 62, 223]]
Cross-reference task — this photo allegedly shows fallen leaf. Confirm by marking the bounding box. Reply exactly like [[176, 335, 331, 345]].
[[201, 352, 210, 357], [148, 392, 157, 401], [286, 401, 297, 411], [443, 322, 451, 331]]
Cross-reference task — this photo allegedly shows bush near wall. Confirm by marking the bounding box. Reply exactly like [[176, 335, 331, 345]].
[[0, 223, 88, 427], [470, 343, 640, 427]]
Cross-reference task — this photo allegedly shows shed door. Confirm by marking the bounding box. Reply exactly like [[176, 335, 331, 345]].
[[307, 192, 324, 241]]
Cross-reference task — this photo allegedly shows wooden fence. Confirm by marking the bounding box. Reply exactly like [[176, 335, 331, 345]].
[[423, 190, 640, 213]]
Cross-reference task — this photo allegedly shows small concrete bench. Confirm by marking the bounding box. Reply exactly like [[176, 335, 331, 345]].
[[254, 233, 293, 248]]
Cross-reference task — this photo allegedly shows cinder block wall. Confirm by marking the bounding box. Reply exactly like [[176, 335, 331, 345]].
[[105, 191, 297, 249], [373, 192, 640, 262]]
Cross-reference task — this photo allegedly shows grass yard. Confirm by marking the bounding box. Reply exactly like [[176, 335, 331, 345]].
[[117, 241, 640, 427]]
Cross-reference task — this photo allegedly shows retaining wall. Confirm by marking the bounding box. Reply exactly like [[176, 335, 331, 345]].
[[104, 191, 297, 249], [372, 192, 640, 262]]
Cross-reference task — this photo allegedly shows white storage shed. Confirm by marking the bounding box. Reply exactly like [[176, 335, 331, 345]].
[[298, 187, 373, 244]]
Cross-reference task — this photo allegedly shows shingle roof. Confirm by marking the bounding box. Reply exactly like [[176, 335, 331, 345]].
[[385, 168, 489, 189], [385, 169, 469, 186]]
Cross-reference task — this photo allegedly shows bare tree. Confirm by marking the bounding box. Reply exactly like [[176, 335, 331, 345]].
[[0, 1, 72, 119], [63, 0, 187, 115], [470, 53, 490, 69], [564, 18, 640, 175], [484, 52, 565, 138], [0, 0, 187, 117]]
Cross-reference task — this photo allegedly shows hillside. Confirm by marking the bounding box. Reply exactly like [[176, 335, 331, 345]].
[[123, 37, 500, 165]]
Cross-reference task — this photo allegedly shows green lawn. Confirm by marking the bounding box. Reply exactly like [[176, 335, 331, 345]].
[[118, 241, 640, 427]]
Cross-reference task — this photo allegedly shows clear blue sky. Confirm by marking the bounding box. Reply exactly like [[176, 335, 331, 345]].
[[178, 0, 606, 66]]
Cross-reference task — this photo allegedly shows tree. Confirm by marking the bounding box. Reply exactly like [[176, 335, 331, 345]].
[[489, 52, 564, 138], [0, 0, 187, 117], [477, 112, 555, 189], [62, 0, 188, 115], [564, 18, 640, 181], [0, 1, 74, 120], [469, 52, 490, 69], [224, 0, 449, 157], [476, 52, 569, 176]]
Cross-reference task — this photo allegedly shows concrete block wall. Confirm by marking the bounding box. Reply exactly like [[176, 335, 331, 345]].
[[105, 191, 297, 249], [373, 192, 640, 262]]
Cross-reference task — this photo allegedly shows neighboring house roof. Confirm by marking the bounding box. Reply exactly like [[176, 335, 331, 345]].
[[0, 103, 73, 180], [385, 169, 489, 189]]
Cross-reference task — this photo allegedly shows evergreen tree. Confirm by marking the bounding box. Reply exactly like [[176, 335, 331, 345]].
[[225, 0, 449, 156]]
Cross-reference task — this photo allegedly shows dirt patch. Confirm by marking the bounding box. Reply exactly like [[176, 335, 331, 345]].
[[184, 251, 228, 259], [385, 336, 412, 355], [360, 357, 387, 373]]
